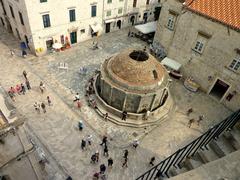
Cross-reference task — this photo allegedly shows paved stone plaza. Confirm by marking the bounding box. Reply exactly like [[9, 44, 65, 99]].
[[0, 27, 232, 179]]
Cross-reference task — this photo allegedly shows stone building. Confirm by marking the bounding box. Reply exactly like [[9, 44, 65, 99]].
[[153, 0, 240, 111], [0, 0, 161, 56], [94, 49, 173, 123]]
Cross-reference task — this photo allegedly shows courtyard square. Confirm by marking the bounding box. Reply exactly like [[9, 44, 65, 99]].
[[0, 27, 232, 179]]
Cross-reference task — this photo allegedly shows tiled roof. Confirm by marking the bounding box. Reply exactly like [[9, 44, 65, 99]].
[[184, 0, 240, 30]]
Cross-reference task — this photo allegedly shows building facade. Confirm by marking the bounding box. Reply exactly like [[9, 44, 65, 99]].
[[154, 0, 240, 111], [0, 0, 161, 55]]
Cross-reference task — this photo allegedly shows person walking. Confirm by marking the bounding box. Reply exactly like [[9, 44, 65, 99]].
[[100, 164, 106, 174], [81, 139, 86, 150], [95, 150, 99, 162], [78, 120, 84, 131], [188, 118, 195, 128], [47, 96, 52, 106], [186, 108, 193, 116], [108, 157, 113, 167], [25, 79, 31, 90], [149, 157, 155, 166], [20, 83, 26, 95], [122, 157, 128, 168], [132, 139, 139, 149], [39, 81, 45, 93], [86, 134, 93, 145], [197, 115, 204, 125], [16, 84, 22, 95], [73, 93, 80, 102], [77, 100, 82, 110], [10, 49, 15, 56], [91, 153, 97, 164], [123, 149, 128, 159], [103, 113, 108, 121], [34, 102, 41, 113], [41, 102, 46, 113], [23, 70, 27, 79], [100, 136, 107, 146], [122, 111, 127, 121], [103, 145, 109, 157]]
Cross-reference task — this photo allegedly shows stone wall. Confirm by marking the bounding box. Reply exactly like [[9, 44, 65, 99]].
[[154, 0, 240, 111]]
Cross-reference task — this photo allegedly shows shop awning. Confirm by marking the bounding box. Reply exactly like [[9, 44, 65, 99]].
[[161, 57, 182, 71], [134, 21, 157, 34], [105, 19, 115, 24], [90, 23, 102, 33]]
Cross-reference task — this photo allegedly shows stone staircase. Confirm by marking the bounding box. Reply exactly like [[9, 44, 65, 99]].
[[168, 123, 240, 179]]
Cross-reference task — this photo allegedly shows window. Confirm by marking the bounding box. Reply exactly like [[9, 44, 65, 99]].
[[118, 8, 123, 14], [146, 0, 150, 5], [69, 9, 76, 22], [107, 0, 112, 3], [80, 29, 85, 34], [229, 55, 240, 71], [40, 0, 47, 2], [42, 14, 51, 28], [167, 12, 177, 30], [15, 28, 21, 40], [106, 10, 111, 17], [9, 5, 15, 18], [193, 33, 208, 54], [18, 12, 24, 25], [133, 0, 137, 7], [91, 5, 97, 17], [0, 17, 4, 26]]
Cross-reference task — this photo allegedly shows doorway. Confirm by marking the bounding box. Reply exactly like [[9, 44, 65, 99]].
[[70, 31, 77, 44], [154, 7, 162, 21], [105, 23, 111, 33], [130, 16, 135, 26], [46, 38, 53, 50], [209, 79, 230, 100], [143, 12, 148, 23], [117, 20, 121, 29]]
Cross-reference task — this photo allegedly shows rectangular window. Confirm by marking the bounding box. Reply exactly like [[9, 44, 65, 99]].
[[167, 12, 177, 30], [91, 5, 97, 17], [42, 14, 51, 28], [80, 29, 85, 34], [18, 12, 24, 25], [146, 0, 150, 5], [107, 0, 112, 3], [193, 33, 208, 54], [0, 17, 5, 26], [40, 0, 47, 2], [15, 28, 21, 40], [69, 9, 76, 22], [118, 8, 123, 14], [229, 55, 240, 71], [106, 10, 111, 17], [133, 0, 137, 7], [9, 5, 15, 18]]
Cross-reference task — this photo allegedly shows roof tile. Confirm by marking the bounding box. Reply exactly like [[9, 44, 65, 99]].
[[185, 0, 240, 30]]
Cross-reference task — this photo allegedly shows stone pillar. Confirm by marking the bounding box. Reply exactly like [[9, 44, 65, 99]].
[[150, 94, 156, 111], [122, 94, 127, 111]]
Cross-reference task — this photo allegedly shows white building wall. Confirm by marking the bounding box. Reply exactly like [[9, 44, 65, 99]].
[[0, 0, 161, 56]]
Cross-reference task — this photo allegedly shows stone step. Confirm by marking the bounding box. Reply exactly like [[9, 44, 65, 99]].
[[223, 131, 240, 150], [229, 127, 240, 145], [168, 166, 189, 177], [182, 154, 203, 170], [196, 148, 219, 164], [208, 135, 236, 158]]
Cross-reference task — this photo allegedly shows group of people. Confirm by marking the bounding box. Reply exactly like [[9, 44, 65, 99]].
[[186, 108, 204, 128], [33, 96, 52, 114], [7, 70, 31, 101]]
